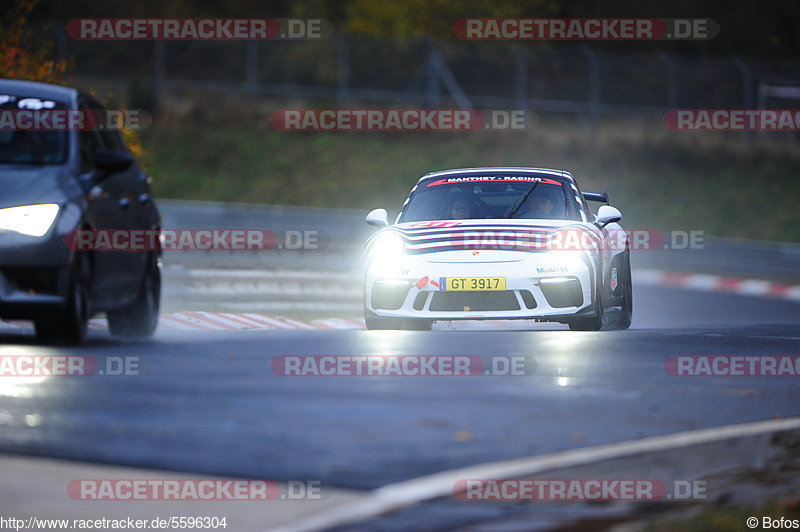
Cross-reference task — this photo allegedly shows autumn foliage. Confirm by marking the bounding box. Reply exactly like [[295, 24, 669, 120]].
[[0, 0, 70, 83]]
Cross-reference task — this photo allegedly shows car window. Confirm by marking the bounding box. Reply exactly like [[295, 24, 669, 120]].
[[78, 129, 101, 173], [399, 175, 581, 222], [96, 111, 123, 152], [0, 96, 69, 164]]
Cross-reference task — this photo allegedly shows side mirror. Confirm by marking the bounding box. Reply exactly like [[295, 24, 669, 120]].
[[94, 149, 133, 173], [366, 208, 389, 228], [595, 205, 622, 227]]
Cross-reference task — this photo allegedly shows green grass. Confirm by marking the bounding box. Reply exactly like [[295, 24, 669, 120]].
[[642, 500, 800, 531], [140, 116, 800, 242]]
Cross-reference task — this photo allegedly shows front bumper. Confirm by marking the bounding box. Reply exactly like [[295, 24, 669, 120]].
[[365, 253, 595, 321], [0, 266, 69, 318], [0, 231, 72, 319]]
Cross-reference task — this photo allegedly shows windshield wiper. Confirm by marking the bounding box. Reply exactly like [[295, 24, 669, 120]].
[[503, 181, 539, 219]]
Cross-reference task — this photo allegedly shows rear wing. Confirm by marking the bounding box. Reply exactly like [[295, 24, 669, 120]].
[[582, 191, 609, 203]]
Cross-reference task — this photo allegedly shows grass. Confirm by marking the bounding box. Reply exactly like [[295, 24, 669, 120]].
[[642, 499, 800, 531], [140, 111, 800, 243]]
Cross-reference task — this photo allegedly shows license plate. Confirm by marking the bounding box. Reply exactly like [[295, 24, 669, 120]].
[[440, 277, 506, 291]]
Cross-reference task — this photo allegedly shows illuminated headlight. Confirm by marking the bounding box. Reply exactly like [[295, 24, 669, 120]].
[[0, 204, 60, 237], [372, 232, 405, 258], [369, 232, 406, 272]]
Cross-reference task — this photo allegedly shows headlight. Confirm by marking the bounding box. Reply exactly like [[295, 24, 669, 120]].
[[0, 204, 60, 237], [369, 232, 406, 274], [372, 232, 406, 258]]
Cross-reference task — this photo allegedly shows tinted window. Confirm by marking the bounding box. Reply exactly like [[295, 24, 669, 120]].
[[78, 129, 101, 172], [0, 96, 69, 164]]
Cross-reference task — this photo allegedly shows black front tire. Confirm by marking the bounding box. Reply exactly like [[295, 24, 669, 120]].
[[107, 256, 161, 339], [606, 253, 633, 330], [35, 254, 90, 344], [567, 282, 604, 331]]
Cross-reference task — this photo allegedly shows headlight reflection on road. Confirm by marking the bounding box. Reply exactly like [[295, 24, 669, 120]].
[[0, 376, 49, 398], [542, 332, 590, 388], [361, 330, 414, 356], [0, 346, 51, 398]]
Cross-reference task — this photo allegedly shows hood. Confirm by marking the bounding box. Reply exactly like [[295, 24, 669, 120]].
[[391, 219, 599, 263], [0, 164, 75, 208]]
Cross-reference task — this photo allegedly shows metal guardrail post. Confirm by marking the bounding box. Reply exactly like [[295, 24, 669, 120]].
[[514, 45, 528, 112], [337, 36, 351, 106], [154, 40, 166, 117], [657, 51, 679, 109], [425, 41, 441, 109], [581, 46, 601, 130], [245, 40, 259, 100], [731, 55, 754, 145]]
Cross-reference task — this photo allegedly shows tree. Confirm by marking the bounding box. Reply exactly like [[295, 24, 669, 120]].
[[0, 0, 70, 83]]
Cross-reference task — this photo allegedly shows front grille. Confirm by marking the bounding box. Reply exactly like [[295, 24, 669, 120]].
[[413, 292, 428, 311], [371, 282, 410, 310], [539, 279, 583, 308], [429, 291, 521, 312], [1, 267, 59, 294], [520, 290, 537, 309]]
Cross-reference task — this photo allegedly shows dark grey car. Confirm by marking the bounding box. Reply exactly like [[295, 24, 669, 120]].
[[0, 79, 161, 343]]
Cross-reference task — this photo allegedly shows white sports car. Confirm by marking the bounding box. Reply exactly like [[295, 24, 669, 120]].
[[363, 167, 632, 331]]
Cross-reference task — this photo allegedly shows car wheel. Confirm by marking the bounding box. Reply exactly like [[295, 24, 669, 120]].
[[567, 281, 604, 331], [107, 255, 161, 339], [35, 253, 90, 344], [606, 253, 633, 330]]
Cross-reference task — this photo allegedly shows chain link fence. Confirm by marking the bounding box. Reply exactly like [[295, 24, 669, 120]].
[[32, 22, 800, 124]]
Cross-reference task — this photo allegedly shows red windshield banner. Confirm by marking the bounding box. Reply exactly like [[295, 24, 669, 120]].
[[425, 177, 562, 187]]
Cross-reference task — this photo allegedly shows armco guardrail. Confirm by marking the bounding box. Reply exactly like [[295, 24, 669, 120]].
[[159, 200, 369, 311], [163, 267, 362, 312]]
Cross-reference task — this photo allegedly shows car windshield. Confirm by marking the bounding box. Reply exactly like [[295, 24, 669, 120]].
[[0, 96, 69, 164], [398, 174, 583, 222]]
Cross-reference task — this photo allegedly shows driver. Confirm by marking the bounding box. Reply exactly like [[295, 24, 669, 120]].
[[521, 194, 555, 219], [449, 197, 473, 219]]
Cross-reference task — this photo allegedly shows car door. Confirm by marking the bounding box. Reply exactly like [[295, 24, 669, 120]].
[[95, 111, 153, 294], [78, 100, 143, 308]]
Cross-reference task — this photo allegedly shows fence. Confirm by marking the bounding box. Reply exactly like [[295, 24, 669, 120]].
[[32, 22, 800, 124]]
